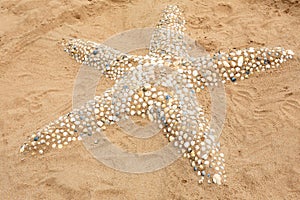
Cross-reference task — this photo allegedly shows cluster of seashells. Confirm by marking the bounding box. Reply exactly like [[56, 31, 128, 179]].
[[20, 5, 294, 186], [215, 47, 294, 83]]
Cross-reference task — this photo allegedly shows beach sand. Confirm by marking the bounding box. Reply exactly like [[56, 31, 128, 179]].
[[0, 0, 299, 199]]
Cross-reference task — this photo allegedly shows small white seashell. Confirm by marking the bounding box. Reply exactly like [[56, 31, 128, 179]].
[[207, 76, 212, 82], [287, 50, 294, 55], [148, 114, 154, 122], [223, 61, 230, 68], [145, 91, 152, 97], [184, 141, 190, 148], [192, 70, 198, 77], [213, 174, 222, 185], [248, 47, 255, 53], [238, 56, 243, 67], [20, 145, 25, 153], [130, 110, 136, 116], [97, 121, 104, 127], [144, 83, 151, 89]]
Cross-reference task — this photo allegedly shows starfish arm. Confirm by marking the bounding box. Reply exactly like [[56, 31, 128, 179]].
[[169, 47, 294, 93], [19, 92, 111, 154], [62, 38, 138, 80], [149, 5, 188, 57], [213, 47, 295, 83]]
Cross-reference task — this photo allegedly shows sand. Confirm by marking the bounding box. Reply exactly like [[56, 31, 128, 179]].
[[0, 0, 299, 199]]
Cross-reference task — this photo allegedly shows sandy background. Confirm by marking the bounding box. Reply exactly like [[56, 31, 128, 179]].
[[0, 0, 300, 199]]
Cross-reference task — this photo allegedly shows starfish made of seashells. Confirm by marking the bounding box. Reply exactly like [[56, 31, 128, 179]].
[[20, 5, 294, 185]]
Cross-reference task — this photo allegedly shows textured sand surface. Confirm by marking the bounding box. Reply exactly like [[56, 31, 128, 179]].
[[0, 0, 299, 199]]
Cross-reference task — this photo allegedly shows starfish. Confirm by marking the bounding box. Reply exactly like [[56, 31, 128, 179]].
[[20, 5, 294, 186]]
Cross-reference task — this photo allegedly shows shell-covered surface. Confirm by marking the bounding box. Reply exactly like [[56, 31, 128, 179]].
[[19, 5, 295, 187]]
